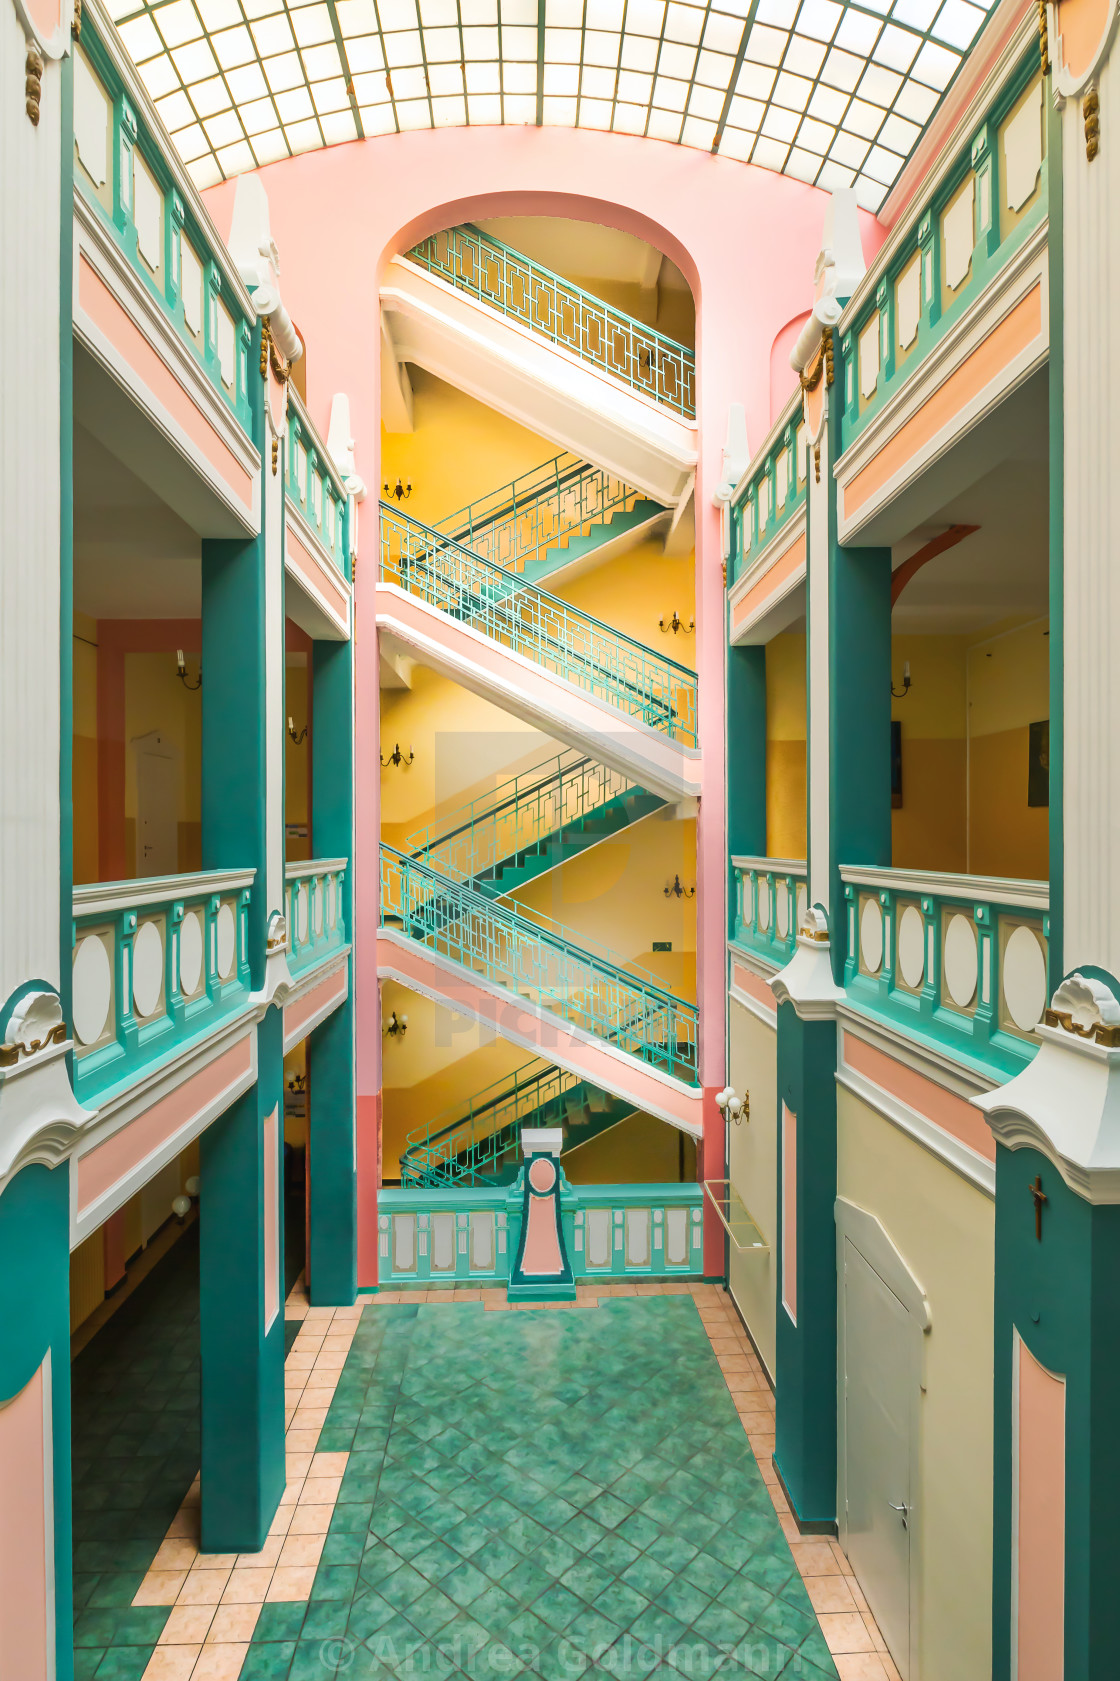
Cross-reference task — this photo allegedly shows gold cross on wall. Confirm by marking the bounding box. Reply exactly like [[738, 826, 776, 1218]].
[[1030, 1175, 1047, 1242]]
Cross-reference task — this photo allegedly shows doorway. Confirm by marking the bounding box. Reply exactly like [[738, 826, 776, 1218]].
[[134, 730, 178, 876], [837, 1199, 928, 1680]]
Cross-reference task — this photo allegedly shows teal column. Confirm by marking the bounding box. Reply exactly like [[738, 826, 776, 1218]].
[[727, 643, 767, 920], [306, 636, 357, 1305], [991, 1143, 1120, 1679], [198, 325, 285, 1549], [0, 1164, 74, 1681], [199, 1007, 286, 1551], [773, 347, 892, 1529]]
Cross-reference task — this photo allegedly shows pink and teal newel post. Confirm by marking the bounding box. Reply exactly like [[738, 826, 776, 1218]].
[[507, 1128, 577, 1304]]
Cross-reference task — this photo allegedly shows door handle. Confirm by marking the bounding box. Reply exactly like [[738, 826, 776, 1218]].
[[888, 1501, 909, 1529]]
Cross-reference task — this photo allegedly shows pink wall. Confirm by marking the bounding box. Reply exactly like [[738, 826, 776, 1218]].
[[204, 129, 884, 1282], [0, 1359, 51, 1681]]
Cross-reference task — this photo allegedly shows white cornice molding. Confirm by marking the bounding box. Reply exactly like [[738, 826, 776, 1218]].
[[0, 1041, 97, 1198], [837, 1061, 996, 1197], [837, 1009, 999, 1102], [731, 855, 807, 876], [838, 862, 1048, 913], [74, 867, 256, 918]]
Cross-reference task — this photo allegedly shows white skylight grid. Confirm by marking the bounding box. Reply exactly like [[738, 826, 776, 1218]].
[[107, 0, 994, 207]]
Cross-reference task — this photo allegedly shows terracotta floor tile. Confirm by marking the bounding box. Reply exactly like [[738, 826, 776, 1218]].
[[819, 1612, 876, 1655], [277, 1533, 326, 1568], [287, 1503, 334, 1535], [789, 1540, 842, 1578], [268, 1506, 294, 1538], [266, 1565, 317, 1601], [206, 1602, 261, 1643], [846, 1574, 869, 1613], [152, 1540, 199, 1572], [220, 1567, 273, 1605], [192, 1645, 250, 1681], [165, 1511, 200, 1540], [834, 1656, 893, 1680], [142, 1647, 201, 1680], [133, 1571, 187, 1606], [158, 1603, 216, 1644], [236, 1534, 283, 1569], [300, 1475, 342, 1503], [863, 1611, 887, 1651], [805, 1576, 858, 1614], [311, 1451, 350, 1476], [175, 1570, 229, 1607]]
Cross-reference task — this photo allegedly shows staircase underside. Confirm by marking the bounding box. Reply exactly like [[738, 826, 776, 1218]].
[[378, 928, 703, 1138], [380, 258, 697, 508], [376, 583, 702, 802], [523, 504, 670, 589]]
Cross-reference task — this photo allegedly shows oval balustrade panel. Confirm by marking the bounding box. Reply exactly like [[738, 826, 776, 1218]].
[[757, 882, 771, 933], [73, 933, 112, 1047], [1002, 923, 1048, 1033], [179, 909, 204, 997], [897, 905, 926, 990], [132, 920, 164, 1019], [860, 897, 884, 974], [943, 913, 979, 1009], [215, 902, 237, 980]]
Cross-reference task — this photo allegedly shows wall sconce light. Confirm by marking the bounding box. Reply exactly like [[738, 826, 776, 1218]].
[[664, 875, 696, 899], [176, 649, 202, 690], [384, 476, 412, 501], [659, 610, 695, 635], [287, 1071, 306, 1094], [287, 717, 309, 745], [381, 742, 414, 768], [891, 660, 912, 699], [384, 1011, 408, 1038], [716, 1086, 749, 1126]]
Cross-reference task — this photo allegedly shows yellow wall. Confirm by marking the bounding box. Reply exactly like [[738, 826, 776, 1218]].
[[382, 370, 566, 529], [379, 983, 531, 1179], [285, 655, 310, 862], [766, 634, 806, 859], [728, 997, 777, 1377], [889, 623, 1048, 878], [891, 635, 968, 873], [967, 619, 1049, 879], [510, 811, 697, 1001], [380, 667, 556, 848], [73, 611, 99, 886], [837, 1089, 994, 1681], [561, 1112, 695, 1183], [550, 538, 696, 674], [124, 651, 203, 875]]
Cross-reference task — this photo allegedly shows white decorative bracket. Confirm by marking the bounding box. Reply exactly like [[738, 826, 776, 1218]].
[[0, 989, 96, 1195], [228, 175, 303, 363], [250, 913, 295, 1012], [974, 971, 1120, 1203], [769, 908, 846, 1022], [327, 393, 366, 501]]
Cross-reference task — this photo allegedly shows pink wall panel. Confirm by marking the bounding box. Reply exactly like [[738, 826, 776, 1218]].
[[0, 1359, 51, 1681], [782, 1104, 797, 1324], [1015, 1333, 1065, 1681]]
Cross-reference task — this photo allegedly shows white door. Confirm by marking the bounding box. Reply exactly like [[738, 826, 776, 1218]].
[[135, 734, 178, 877], [842, 1239, 913, 1678]]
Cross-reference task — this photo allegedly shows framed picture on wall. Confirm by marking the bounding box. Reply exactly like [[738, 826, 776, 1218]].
[[1028, 720, 1049, 807], [891, 719, 903, 809]]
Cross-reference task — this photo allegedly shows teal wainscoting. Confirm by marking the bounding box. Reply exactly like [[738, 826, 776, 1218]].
[[284, 859, 348, 980]]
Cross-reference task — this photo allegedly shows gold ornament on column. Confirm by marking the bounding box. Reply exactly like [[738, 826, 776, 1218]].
[[1038, 0, 1049, 73], [1084, 84, 1100, 159], [25, 43, 43, 123], [72, 0, 81, 37]]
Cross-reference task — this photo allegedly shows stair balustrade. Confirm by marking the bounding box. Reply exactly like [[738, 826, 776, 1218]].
[[405, 223, 696, 419], [381, 845, 699, 1083], [380, 504, 698, 745], [431, 452, 663, 580], [406, 748, 660, 891]]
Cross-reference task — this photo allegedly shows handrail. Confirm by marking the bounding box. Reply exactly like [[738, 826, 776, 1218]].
[[405, 748, 637, 884], [381, 846, 698, 1083], [379, 504, 698, 746], [401, 1060, 579, 1187], [405, 224, 696, 420], [432, 453, 654, 577]]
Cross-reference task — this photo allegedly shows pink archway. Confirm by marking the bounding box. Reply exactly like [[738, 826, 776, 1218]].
[[204, 128, 885, 1283]]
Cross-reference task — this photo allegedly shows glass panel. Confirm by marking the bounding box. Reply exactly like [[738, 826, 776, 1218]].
[[665, 1205, 689, 1267], [625, 1207, 651, 1267], [585, 1207, 612, 1269], [469, 1211, 495, 1270], [430, 1210, 456, 1270], [392, 1212, 417, 1271]]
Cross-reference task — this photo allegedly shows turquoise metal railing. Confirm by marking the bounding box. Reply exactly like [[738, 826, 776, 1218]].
[[378, 1180, 704, 1284], [732, 857, 807, 967], [406, 749, 635, 885], [381, 846, 699, 1082], [432, 453, 652, 576], [71, 868, 254, 1102], [287, 389, 350, 579], [73, 22, 254, 435], [401, 1061, 579, 1188], [731, 397, 807, 586], [284, 859, 348, 978], [380, 505, 698, 745], [841, 866, 1049, 1078], [406, 224, 696, 420]]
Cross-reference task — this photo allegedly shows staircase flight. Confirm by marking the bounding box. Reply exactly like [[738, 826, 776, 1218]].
[[400, 1059, 637, 1188], [380, 504, 698, 745], [431, 452, 667, 587]]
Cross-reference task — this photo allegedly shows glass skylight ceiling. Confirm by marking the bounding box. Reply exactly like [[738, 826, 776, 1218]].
[[107, 0, 995, 210]]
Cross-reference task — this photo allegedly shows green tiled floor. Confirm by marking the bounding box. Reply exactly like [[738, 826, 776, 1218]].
[[245, 1299, 838, 1679]]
